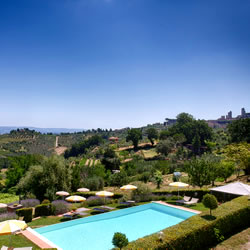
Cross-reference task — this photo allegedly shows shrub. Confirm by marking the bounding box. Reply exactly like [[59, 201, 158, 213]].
[[202, 194, 218, 215], [131, 183, 152, 202], [152, 189, 210, 201], [108, 171, 128, 187], [21, 198, 40, 208], [41, 199, 50, 204], [16, 207, 33, 222], [85, 196, 107, 207], [72, 191, 123, 200], [0, 212, 17, 222], [35, 203, 52, 217], [139, 172, 151, 183], [0, 207, 7, 214], [84, 176, 104, 191], [112, 232, 129, 249], [125, 196, 250, 250], [51, 200, 69, 215]]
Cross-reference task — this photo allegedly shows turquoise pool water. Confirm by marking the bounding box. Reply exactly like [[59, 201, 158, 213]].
[[35, 203, 195, 250]]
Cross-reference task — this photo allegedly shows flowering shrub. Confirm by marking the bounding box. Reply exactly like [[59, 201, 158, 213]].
[[21, 199, 40, 208], [51, 200, 69, 215], [0, 207, 7, 214], [0, 212, 17, 222], [85, 196, 111, 207]]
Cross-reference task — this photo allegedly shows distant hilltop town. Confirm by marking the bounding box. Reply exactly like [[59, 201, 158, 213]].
[[165, 108, 250, 129]]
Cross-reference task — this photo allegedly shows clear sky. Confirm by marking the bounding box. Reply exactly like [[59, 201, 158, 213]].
[[0, 0, 250, 129]]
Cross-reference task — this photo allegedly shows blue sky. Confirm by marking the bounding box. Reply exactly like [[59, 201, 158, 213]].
[[0, 0, 250, 129]]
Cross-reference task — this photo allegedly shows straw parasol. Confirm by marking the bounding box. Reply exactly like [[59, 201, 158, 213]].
[[95, 191, 114, 204], [66, 195, 86, 203], [0, 220, 27, 247], [56, 191, 69, 196], [120, 184, 137, 191], [56, 191, 69, 200], [77, 188, 90, 192], [0, 203, 7, 208], [169, 182, 189, 198]]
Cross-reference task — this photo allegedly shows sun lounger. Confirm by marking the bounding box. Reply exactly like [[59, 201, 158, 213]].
[[100, 205, 115, 210], [176, 196, 191, 204], [93, 207, 109, 213], [1, 247, 32, 250], [93, 206, 115, 213], [184, 198, 199, 205], [120, 200, 135, 206], [14, 248, 33, 250]]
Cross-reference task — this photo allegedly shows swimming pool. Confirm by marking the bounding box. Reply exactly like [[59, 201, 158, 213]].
[[35, 202, 196, 250]]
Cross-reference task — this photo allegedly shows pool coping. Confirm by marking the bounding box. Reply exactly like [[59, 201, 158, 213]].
[[152, 201, 201, 214], [22, 227, 62, 249], [23, 201, 200, 249]]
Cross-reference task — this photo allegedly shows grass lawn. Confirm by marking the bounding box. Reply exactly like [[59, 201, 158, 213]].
[[28, 216, 63, 228], [0, 234, 41, 250], [215, 227, 250, 250], [187, 202, 209, 212], [142, 148, 158, 159]]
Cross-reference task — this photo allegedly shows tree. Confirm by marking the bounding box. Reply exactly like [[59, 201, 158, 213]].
[[203, 154, 221, 186], [154, 170, 163, 189], [221, 143, 250, 175], [17, 156, 71, 200], [156, 139, 174, 156], [112, 232, 129, 249], [126, 128, 142, 149], [159, 130, 169, 140], [185, 157, 211, 188], [192, 132, 201, 155], [202, 194, 218, 216], [168, 113, 213, 153], [228, 118, 250, 143], [217, 161, 235, 182], [64, 135, 103, 158], [5, 155, 43, 189], [146, 128, 158, 145], [101, 147, 121, 171]]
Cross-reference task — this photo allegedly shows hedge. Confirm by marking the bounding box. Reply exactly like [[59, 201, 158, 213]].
[[72, 191, 123, 199], [16, 207, 33, 223], [125, 196, 250, 250], [152, 189, 210, 200], [35, 203, 52, 217]]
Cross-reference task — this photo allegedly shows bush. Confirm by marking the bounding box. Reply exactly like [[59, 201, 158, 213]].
[[35, 203, 52, 217], [125, 196, 250, 250], [0, 212, 17, 222], [41, 199, 50, 204], [202, 194, 218, 216], [112, 232, 129, 249], [152, 189, 210, 201], [84, 176, 104, 191], [16, 207, 33, 222], [108, 171, 128, 187], [85, 196, 108, 207], [131, 183, 152, 202], [0, 207, 7, 214], [73, 191, 123, 200], [51, 200, 69, 215], [21, 198, 40, 208], [138, 172, 151, 183]]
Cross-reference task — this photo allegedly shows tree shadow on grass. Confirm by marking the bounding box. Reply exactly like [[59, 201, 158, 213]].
[[201, 215, 216, 221], [116, 205, 129, 209]]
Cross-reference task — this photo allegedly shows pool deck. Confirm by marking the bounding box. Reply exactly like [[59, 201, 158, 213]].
[[153, 201, 201, 214], [22, 227, 62, 249]]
